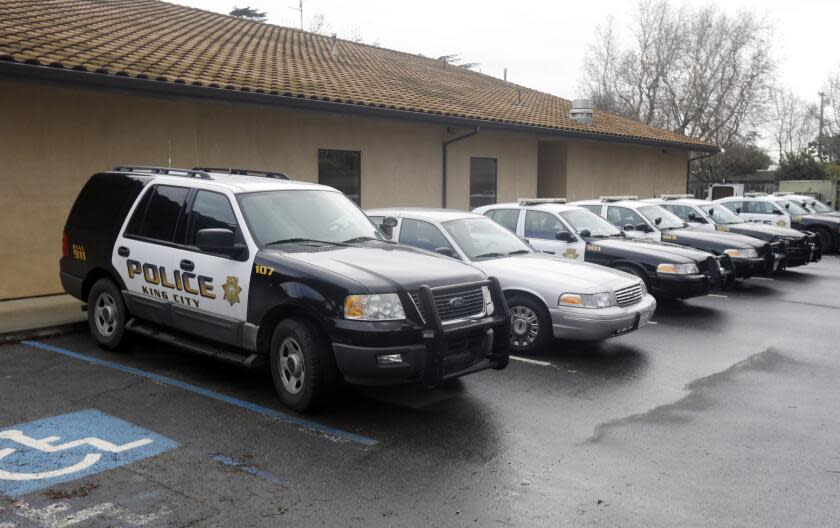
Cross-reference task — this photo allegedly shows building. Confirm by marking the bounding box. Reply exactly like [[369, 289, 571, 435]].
[[0, 0, 717, 300]]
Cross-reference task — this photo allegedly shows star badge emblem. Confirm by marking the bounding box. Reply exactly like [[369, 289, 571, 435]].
[[222, 276, 242, 306], [563, 248, 579, 259]]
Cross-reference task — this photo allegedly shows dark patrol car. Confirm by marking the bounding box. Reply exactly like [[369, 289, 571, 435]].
[[60, 166, 510, 411], [573, 197, 775, 279], [473, 200, 732, 300]]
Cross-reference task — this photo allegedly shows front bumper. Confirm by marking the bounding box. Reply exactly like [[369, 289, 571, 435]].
[[330, 278, 510, 386], [549, 294, 656, 341], [731, 256, 772, 278]]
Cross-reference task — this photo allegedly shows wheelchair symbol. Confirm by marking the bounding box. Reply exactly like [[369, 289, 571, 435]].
[[0, 429, 153, 481]]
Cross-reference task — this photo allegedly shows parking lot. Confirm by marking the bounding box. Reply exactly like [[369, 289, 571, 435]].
[[1, 256, 838, 527]]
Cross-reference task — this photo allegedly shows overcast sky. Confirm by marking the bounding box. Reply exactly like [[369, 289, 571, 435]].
[[171, 0, 840, 153]]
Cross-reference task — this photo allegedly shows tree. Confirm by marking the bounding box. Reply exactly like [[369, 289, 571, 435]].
[[436, 54, 480, 71], [769, 88, 818, 162], [308, 12, 329, 34], [776, 148, 827, 181], [718, 142, 771, 179], [581, 0, 775, 147], [229, 6, 267, 22]]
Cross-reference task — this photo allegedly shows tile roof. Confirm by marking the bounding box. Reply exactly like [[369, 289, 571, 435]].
[[0, 0, 717, 150]]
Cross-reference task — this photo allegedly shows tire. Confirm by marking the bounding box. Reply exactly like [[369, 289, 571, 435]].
[[506, 294, 552, 355], [269, 318, 336, 412], [87, 278, 128, 350], [812, 227, 834, 253]]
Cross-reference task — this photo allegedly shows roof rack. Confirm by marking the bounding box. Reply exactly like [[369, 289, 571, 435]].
[[743, 192, 767, 198], [113, 166, 212, 179], [772, 191, 793, 196], [518, 197, 567, 205], [194, 167, 291, 180], [660, 194, 694, 200], [600, 195, 639, 202]]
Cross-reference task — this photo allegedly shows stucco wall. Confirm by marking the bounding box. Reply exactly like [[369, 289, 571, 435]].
[[537, 141, 567, 199], [0, 80, 539, 299], [563, 140, 690, 201]]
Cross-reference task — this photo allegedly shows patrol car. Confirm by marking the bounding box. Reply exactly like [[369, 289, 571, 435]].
[[714, 193, 840, 253], [473, 199, 731, 299], [367, 207, 656, 354], [573, 197, 775, 279], [773, 192, 840, 218], [60, 166, 510, 411], [644, 195, 819, 269]]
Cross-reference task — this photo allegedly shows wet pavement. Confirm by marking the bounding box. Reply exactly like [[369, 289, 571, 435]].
[[1, 256, 839, 527]]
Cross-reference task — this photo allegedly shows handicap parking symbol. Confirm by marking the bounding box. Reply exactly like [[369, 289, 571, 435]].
[[0, 409, 178, 497]]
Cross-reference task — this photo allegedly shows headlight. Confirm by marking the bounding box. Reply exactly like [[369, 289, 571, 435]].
[[344, 293, 405, 320], [724, 248, 758, 258], [559, 292, 615, 309], [482, 285, 494, 316], [656, 262, 699, 275]]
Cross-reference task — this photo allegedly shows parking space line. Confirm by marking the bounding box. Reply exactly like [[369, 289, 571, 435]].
[[509, 355, 552, 367], [20, 340, 378, 447], [752, 277, 774, 281], [708, 294, 728, 298]]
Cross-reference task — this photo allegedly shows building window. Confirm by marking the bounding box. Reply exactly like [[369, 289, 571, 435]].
[[470, 157, 497, 209], [319, 149, 361, 205]]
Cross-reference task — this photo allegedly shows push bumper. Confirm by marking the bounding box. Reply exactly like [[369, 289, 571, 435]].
[[731, 256, 772, 278], [549, 294, 656, 341], [331, 278, 510, 386], [653, 273, 715, 299]]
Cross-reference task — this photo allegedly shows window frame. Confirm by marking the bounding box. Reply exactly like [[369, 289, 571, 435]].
[[484, 208, 521, 233], [398, 217, 460, 259], [123, 184, 191, 247], [318, 148, 362, 205], [469, 157, 498, 210], [523, 209, 574, 241], [181, 189, 249, 261], [606, 206, 649, 230]]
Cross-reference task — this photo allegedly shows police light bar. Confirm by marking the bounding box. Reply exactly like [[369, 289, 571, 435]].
[[518, 197, 567, 205], [661, 194, 694, 200], [772, 192, 793, 196], [744, 192, 767, 197], [600, 195, 639, 202]]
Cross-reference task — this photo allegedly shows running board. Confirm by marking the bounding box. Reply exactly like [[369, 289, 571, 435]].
[[125, 319, 264, 368]]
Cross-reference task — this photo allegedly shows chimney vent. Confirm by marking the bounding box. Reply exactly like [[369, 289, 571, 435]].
[[330, 33, 338, 58], [570, 98, 593, 124]]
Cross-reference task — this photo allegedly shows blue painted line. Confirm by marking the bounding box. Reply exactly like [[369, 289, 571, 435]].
[[20, 340, 378, 447], [210, 454, 289, 486]]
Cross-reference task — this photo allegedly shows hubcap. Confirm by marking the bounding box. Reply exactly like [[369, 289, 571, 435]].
[[510, 305, 540, 349], [278, 337, 306, 395], [94, 293, 118, 337]]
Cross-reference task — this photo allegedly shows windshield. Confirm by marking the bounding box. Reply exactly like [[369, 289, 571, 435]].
[[778, 200, 809, 215], [806, 198, 833, 213], [638, 205, 685, 230], [700, 204, 743, 225], [559, 209, 620, 237], [237, 189, 386, 246], [442, 218, 531, 260]]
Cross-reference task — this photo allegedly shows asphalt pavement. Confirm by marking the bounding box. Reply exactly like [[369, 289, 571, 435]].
[[1, 256, 839, 527]]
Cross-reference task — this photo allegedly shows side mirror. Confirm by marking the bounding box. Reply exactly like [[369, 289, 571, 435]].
[[687, 212, 697, 221], [784, 204, 790, 210], [773, 209, 784, 215], [196, 228, 237, 256], [735, 207, 742, 214], [555, 231, 574, 242], [654, 217, 662, 226], [636, 223, 652, 233], [579, 229, 592, 238], [434, 246, 456, 258], [623, 223, 635, 231], [708, 207, 715, 216], [827, 200, 833, 206], [380, 216, 398, 238]]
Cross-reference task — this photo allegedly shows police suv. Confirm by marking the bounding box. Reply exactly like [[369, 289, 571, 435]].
[[60, 166, 510, 411], [474, 199, 731, 299]]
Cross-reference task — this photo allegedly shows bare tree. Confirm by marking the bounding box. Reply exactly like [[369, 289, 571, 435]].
[[308, 12, 330, 35], [769, 88, 818, 161], [229, 6, 267, 22], [581, 0, 775, 146]]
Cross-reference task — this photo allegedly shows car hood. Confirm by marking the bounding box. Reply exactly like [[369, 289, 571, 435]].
[[798, 214, 840, 225], [265, 242, 485, 292], [474, 254, 638, 294], [663, 228, 764, 249], [718, 223, 804, 240], [814, 211, 840, 218], [590, 237, 713, 263]]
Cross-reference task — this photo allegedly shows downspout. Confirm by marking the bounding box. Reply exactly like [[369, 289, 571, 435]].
[[686, 149, 722, 194], [442, 127, 479, 208]]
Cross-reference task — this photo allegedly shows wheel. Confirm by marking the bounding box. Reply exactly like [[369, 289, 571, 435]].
[[614, 264, 649, 289], [812, 227, 834, 253], [506, 294, 552, 355], [269, 319, 336, 412], [87, 278, 128, 350]]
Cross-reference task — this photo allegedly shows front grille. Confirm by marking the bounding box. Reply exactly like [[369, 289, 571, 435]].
[[409, 285, 485, 323], [614, 283, 643, 307], [442, 330, 486, 372]]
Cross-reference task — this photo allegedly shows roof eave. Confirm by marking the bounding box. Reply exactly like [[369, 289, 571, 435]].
[[0, 61, 720, 152]]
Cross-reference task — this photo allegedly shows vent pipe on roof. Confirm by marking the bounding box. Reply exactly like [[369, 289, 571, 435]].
[[330, 33, 338, 58], [570, 99, 593, 124], [503, 68, 507, 81]]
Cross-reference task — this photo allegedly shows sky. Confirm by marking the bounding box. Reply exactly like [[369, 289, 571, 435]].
[[170, 0, 840, 154]]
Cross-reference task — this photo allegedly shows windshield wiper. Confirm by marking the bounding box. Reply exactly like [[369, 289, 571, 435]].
[[474, 252, 504, 259], [506, 249, 530, 256], [342, 235, 392, 244], [265, 238, 348, 247]]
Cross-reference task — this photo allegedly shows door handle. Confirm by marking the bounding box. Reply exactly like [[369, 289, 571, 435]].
[[117, 246, 130, 257], [180, 259, 195, 272]]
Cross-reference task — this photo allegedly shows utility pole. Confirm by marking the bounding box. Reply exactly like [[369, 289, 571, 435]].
[[289, 0, 303, 30], [818, 91, 826, 161]]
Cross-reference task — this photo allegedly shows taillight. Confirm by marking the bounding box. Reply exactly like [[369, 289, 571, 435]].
[[62, 230, 70, 257]]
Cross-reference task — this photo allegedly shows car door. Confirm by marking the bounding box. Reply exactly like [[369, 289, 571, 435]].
[[166, 188, 256, 346], [522, 209, 585, 260], [397, 217, 460, 259], [605, 206, 660, 241], [113, 183, 191, 327], [663, 204, 714, 231], [746, 200, 790, 227]]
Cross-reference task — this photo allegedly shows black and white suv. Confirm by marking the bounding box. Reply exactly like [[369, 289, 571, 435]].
[[60, 166, 510, 411]]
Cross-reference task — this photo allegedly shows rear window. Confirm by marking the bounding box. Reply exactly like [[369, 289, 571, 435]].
[[125, 185, 190, 243], [66, 174, 150, 233]]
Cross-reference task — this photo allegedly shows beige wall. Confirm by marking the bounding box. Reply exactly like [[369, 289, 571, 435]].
[[0, 80, 539, 299], [562, 140, 690, 201], [537, 141, 567, 198]]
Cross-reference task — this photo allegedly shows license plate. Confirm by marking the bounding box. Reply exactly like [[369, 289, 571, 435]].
[[638, 310, 651, 327]]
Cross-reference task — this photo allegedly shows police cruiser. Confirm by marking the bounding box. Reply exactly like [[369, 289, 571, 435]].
[[644, 195, 819, 270], [714, 193, 840, 253], [473, 199, 731, 300], [366, 208, 656, 354], [772, 193, 840, 218], [573, 196, 774, 280], [60, 166, 510, 411]]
